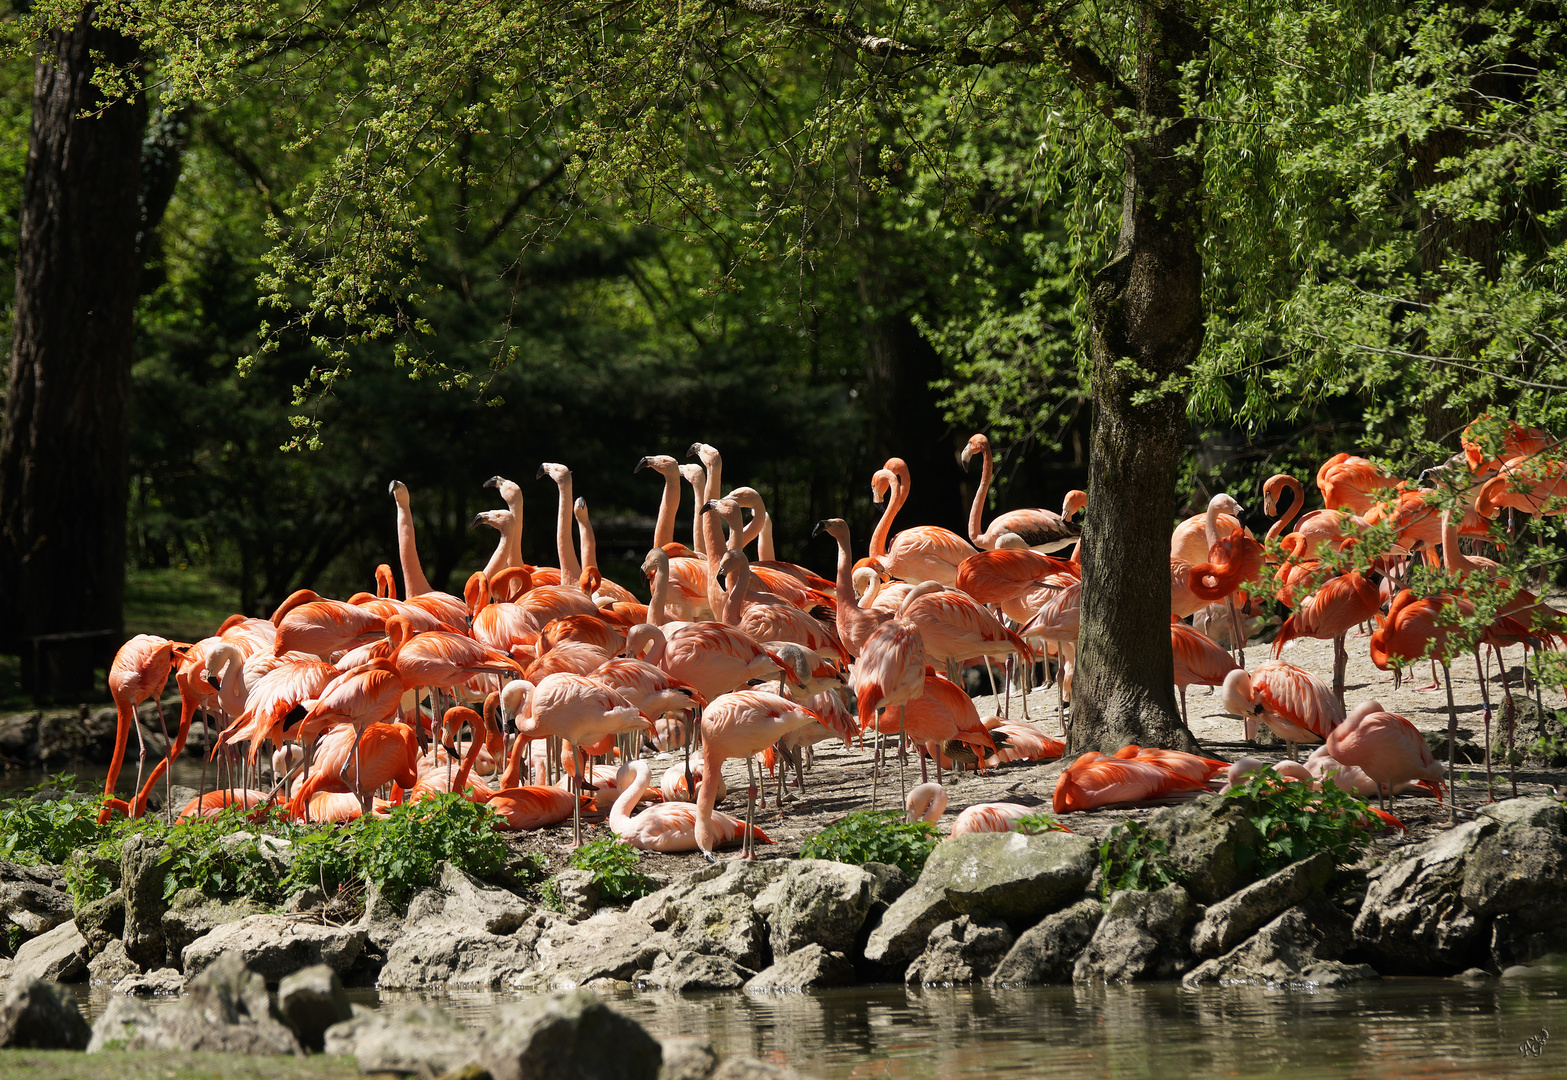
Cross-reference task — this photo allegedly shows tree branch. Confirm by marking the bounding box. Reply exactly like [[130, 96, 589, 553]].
[[202, 122, 285, 221], [1005, 0, 1136, 129], [475, 154, 574, 254]]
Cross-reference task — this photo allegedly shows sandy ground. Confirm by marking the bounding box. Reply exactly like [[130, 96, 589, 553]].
[[502, 627, 1567, 885]]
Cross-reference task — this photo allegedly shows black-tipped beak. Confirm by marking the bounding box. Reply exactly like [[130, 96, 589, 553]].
[[469, 514, 484, 530], [1236, 505, 1251, 529], [503, 716, 518, 737], [635, 456, 651, 473], [701, 500, 718, 515], [687, 442, 703, 458], [484, 475, 502, 489], [535, 465, 547, 480], [811, 520, 826, 538], [206, 675, 222, 690]]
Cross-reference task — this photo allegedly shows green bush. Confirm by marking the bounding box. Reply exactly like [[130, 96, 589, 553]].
[[1225, 770, 1377, 876], [1014, 811, 1071, 836], [563, 838, 655, 902], [800, 810, 939, 880], [0, 776, 104, 866], [1097, 820, 1177, 901]]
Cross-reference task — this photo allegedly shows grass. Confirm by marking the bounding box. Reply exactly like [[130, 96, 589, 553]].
[[123, 566, 244, 644], [0, 1050, 363, 1079]]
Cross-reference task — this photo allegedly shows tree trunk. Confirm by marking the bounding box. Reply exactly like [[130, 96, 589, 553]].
[[1069, 0, 1206, 754], [0, 8, 145, 696]]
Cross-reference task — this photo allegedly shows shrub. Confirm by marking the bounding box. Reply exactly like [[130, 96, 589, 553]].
[[800, 810, 939, 880], [564, 838, 655, 902], [1097, 820, 1177, 901], [1014, 811, 1071, 836], [0, 776, 103, 866], [1225, 770, 1378, 876]]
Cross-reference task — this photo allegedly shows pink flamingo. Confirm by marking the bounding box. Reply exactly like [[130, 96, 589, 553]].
[[102, 634, 186, 824], [962, 434, 1086, 553], [1271, 571, 1381, 708], [904, 782, 1046, 836], [1324, 704, 1446, 809], [1053, 752, 1209, 813], [870, 459, 977, 587], [697, 689, 824, 859], [1221, 660, 1344, 760], [1170, 621, 1239, 724], [610, 760, 770, 853], [271, 590, 385, 660], [812, 518, 890, 657]]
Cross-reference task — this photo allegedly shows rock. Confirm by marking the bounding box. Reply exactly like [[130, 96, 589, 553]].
[[864, 832, 1095, 967], [1353, 818, 1491, 973], [356, 879, 407, 952], [217, 832, 294, 879], [745, 944, 856, 994], [74, 890, 125, 955], [638, 951, 754, 993], [1074, 886, 1196, 983], [323, 1004, 482, 1074], [528, 910, 674, 990], [284, 886, 326, 913], [10, 919, 88, 983], [277, 964, 352, 1052], [0, 978, 91, 1049], [90, 951, 302, 1054], [182, 914, 366, 981], [1191, 851, 1335, 958], [408, 862, 531, 935], [0, 712, 40, 764], [1489, 908, 1567, 969], [552, 869, 601, 920], [87, 938, 141, 986], [905, 915, 1014, 985], [0, 878, 75, 939], [114, 968, 185, 996], [121, 833, 171, 968], [65, 849, 121, 896], [659, 1036, 720, 1080], [863, 862, 912, 915], [711, 1058, 815, 1080], [1142, 796, 1264, 905], [1461, 797, 1567, 917], [632, 862, 787, 970], [479, 989, 662, 1080], [988, 899, 1103, 987], [161, 889, 269, 969], [377, 921, 539, 990], [1452, 967, 1493, 982], [755, 860, 872, 957], [1183, 904, 1376, 989], [36, 708, 118, 766]]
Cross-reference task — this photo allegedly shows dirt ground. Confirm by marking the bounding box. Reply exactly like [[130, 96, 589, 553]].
[[502, 629, 1567, 885]]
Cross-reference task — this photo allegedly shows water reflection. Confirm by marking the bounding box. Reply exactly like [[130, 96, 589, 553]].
[[351, 976, 1567, 1079]]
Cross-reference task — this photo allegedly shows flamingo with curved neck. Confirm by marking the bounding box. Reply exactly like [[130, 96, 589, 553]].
[[1262, 474, 1305, 544], [962, 434, 1085, 553]]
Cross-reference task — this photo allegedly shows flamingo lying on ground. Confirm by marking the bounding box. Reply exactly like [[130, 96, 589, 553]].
[[609, 760, 770, 853], [1052, 751, 1210, 813]]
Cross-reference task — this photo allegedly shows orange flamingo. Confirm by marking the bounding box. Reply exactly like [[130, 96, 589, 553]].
[[271, 590, 385, 660], [1272, 571, 1381, 708], [1221, 660, 1343, 760], [216, 657, 337, 765], [812, 518, 890, 657], [1475, 452, 1567, 519], [717, 549, 847, 660], [863, 672, 996, 784], [954, 548, 1076, 607], [101, 758, 170, 822], [176, 788, 272, 823], [102, 634, 186, 824], [1316, 452, 1402, 514], [1053, 751, 1209, 813], [899, 586, 1032, 669], [697, 689, 824, 859], [1170, 621, 1239, 724], [870, 459, 977, 587], [610, 760, 770, 852], [962, 434, 1085, 553], [1461, 415, 1554, 475], [1324, 706, 1445, 809]]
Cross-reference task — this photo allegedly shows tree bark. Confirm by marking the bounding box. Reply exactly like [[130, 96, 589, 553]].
[[1068, 0, 1206, 753], [0, 8, 145, 694]]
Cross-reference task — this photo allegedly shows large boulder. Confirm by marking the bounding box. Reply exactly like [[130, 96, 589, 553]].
[[10, 919, 87, 983], [377, 921, 538, 990], [745, 945, 857, 994], [120, 833, 171, 968], [988, 899, 1103, 987], [631, 862, 787, 971], [754, 860, 873, 957], [323, 1004, 482, 1074], [182, 914, 366, 981], [904, 916, 1014, 986], [0, 978, 91, 1049], [1191, 851, 1335, 959], [1461, 798, 1567, 917], [0, 878, 75, 940], [1353, 819, 1491, 973], [407, 861, 532, 934], [1074, 886, 1196, 983], [527, 910, 674, 990], [355, 880, 407, 953], [114, 968, 185, 997], [1141, 796, 1263, 905], [161, 889, 269, 969], [637, 951, 754, 993], [86, 938, 141, 986], [1184, 904, 1376, 989], [479, 990, 662, 1080], [74, 890, 125, 956], [864, 832, 1095, 968], [660, 1037, 721, 1080], [89, 951, 301, 1055], [277, 964, 353, 1052]]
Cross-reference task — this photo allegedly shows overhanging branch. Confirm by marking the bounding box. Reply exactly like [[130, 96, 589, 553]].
[[1005, 0, 1136, 129]]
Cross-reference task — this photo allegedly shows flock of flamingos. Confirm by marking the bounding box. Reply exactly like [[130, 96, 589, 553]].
[[96, 417, 1565, 857]]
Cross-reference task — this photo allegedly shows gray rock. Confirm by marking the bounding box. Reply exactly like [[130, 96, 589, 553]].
[[1184, 904, 1376, 989], [480, 989, 662, 1080], [1191, 851, 1335, 958], [277, 964, 352, 1051], [1142, 796, 1264, 904], [0, 713, 40, 764], [745, 944, 857, 994], [988, 899, 1103, 987], [659, 1036, 720, 1080], [10, 919, 87, 983], [711, 1058, 815, 1080], [755, 860, 872, 957], [182, 914, 366, 981], [323, 1004, 482, 1074], [1489, 908, 1567, 969], [638, 951, 754, 993], [1353, 818, 1491, 973], [632, 862, 787, 970], [161, 889, 269, 969], [1453, 967, 1494, 982], [377, 920, 538, 990], [74, 890, 124, 956], [1461, 797, 1567, 917], [86, 995, 159, 1052], [553, 869, 601, 921], [120, 833, 170, 968], [86, 938, 141, 986], [864, 831, 1095, 967], [407, 861, 532, 934], [0, 879, 75, 939], [91, 951, 302, 1054], [114, 968, 184, 996], [905, 915, 1014, 985], [1074, 886, 1196, 983], [355, 879, 406, 953], [528, 910, 674, 989], [0, 978, 91, 1049], [283, 885, 327, 914], [863, 862, 912, 915]]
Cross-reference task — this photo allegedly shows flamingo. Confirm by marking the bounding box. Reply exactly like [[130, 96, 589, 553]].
[[636, 454, 685, 550], [811, 518, 890, 657], [1271, 571, 1381, 708], [871, 459, 977, 587], [537, 462, 583, 585], [679, 461, 709, 558], [954, 548, 1076, 607], [1220, 660, 1343, 760], [1324, 705, 1446, 809], [215, 656, 337, 767], [697, 689, 824, 858], [481, 473, 526, 572], [863, 672, 996, 783], [288, 721, 418, 818], [716, 548, 846, 660], [102, 635, 185, 824], [904, 782, 1049, 837], [898, 585, 1032, 670], [660, 761, 728, 803], [854, 583, 936, 798], [176, 788, 272, 823], [100, 758, 170, 822], [609, 760, 769, 852], [471, 509, 520, 587], [1170, 621, 1239, 724], [1316, 453, 1403, 514], [1461, 415, 1554, 475], [386, 481, 468, 623], [271, 590, 385, 660], [962, 434, 1085, 553], [1053, 751, 1209, 812], [1263, 473, 1373, 561]]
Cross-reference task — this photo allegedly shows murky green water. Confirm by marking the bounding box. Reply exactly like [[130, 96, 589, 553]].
[[351, 976, 1567, 1079]]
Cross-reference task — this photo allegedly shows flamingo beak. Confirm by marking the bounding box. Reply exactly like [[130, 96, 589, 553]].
[[635, 456, 651, 473]]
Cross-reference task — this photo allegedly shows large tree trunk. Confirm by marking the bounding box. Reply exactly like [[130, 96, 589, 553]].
[[1069, 0, 1206, 753], [0, 8, 144, 696]]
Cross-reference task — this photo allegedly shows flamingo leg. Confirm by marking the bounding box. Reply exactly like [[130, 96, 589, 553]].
[[1441, 663, 1461, 823], [1332, 636, 1348, 713], [572, 743, 586, 847], [743, 756, 758, 860], [1226, 595, 1246, 666], [1002, 657, 1013, 721], [897, 705, 908, 808]]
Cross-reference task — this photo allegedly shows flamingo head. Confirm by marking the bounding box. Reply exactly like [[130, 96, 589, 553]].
[[812, 518, 848, 544], [871, 468, 895, 505], [1220, 668, 1259, 722], [498, 679, 534, 735], [538, 462, 571, 485], [906, 781, 947, 824], [636, 454, 678, 475], [388, 480, 410, 504], [1063, 489, 1088, 519], [960, 433, 989, 468], [641, 547, 669, 582], [470, 509, 513, 535]]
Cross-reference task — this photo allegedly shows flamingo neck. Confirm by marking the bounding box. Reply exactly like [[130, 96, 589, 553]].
[[608, 764, 648, 832], [870, 477, 904, 560], [968, 440, 993, 546], [831, 531, 856, 608], [647, 558, 671, 627], [702, 451, 723, 505], [552, 473, 582, 583], [395, 496, 434, 597], [654, 468, 680, 549], [721, 557, 750, 626], [1265, 478, 1305, 544], [683, 468, 706, 556], [575, 501, 599, 573]]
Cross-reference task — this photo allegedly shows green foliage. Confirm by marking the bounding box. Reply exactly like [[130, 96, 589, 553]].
[[564, 838, 655, 903], [1097, 821, 1178, 902], [1224, 771, 1378, 876], [158, 807, 292, 903], [0, 777, 105, 867], [800, 810, 939, 881], [1013, 811, 1071, 836]]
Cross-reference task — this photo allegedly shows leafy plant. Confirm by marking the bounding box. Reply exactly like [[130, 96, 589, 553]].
[[1224, 771, 1378, 876], [1097, 820, 1177, 901], [800, 810, 939, 880], [159, 806, 291, 903], [0, 776, 104, 866], [1013, 812, 1071, 836], [565, 838, 655, 902]]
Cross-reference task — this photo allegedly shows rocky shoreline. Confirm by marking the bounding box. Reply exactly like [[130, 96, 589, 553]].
[[2, 789, 1564, 1075]]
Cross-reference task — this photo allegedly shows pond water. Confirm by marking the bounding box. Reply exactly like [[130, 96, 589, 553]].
[[78, 975, 1566, 1080]]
